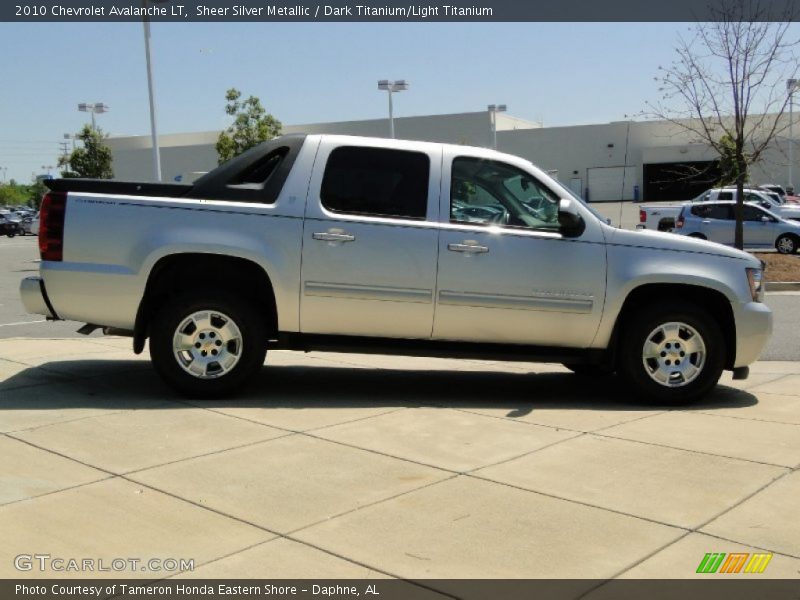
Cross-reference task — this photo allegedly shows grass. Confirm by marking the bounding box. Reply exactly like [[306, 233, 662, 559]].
[[753, 252, 800, 282]]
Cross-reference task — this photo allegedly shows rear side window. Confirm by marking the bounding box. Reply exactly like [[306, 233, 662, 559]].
[[717, 191, 734, 201], [691, 204, 732, 219], [320, 146, 430, 219]]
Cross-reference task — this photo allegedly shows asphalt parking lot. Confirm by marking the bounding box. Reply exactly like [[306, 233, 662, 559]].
[[1, 222, 799, 588]]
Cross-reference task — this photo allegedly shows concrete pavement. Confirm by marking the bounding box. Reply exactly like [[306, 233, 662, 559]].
[[1, 337, 799, 584]]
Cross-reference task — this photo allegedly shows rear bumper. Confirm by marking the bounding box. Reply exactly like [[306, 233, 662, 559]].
[[19, 276, 57, 319], [733, 301, 772, 368]]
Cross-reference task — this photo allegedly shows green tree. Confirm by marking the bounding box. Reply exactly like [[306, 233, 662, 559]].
[[716, 134, 750, 187], [0, 183, 29, 206], [216, 88, 282, 164], [28, 178, 48, 209], [58, 125, 114, 179]]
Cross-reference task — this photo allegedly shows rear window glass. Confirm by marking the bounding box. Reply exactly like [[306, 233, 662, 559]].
[[228, 147, 288, 188], [320, 146, 429, 219]]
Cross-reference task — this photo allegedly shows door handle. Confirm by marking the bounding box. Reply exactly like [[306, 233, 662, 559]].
[[702, 220, 711, 224], [448, 242, 489, 254], [313, 232, 355, 242]]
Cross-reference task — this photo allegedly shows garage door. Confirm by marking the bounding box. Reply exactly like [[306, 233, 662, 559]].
[[587, 166, 637, 202]]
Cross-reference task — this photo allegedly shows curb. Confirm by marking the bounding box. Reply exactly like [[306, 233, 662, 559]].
[[766, 282, 800, 292]]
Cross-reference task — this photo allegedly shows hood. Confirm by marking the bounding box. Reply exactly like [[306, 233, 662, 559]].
[[608, 227, 760, 265]]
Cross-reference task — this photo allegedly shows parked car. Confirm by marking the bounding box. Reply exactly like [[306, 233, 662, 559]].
[[638, 187, 800, 231], [0, 213, 18, 237], [675, 201, 800, 253], [28, 212, 39, 236], [20, 134, 772, 404]]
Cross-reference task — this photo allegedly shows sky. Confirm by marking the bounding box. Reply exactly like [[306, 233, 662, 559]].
[[0, 21, 764, 182]]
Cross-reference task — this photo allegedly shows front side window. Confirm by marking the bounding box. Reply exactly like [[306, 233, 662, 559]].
[[450, 157, 560, 230], [320, 146, 429, 219], [742, 205, 771, 222]]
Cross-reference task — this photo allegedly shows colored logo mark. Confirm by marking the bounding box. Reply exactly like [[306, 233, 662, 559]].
[[696, 552, 772, 574]]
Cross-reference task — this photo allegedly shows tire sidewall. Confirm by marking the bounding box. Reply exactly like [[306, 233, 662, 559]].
[[776, 234, 797, 254], [618, 303, 724, 404], [150, 293, 266, 397]]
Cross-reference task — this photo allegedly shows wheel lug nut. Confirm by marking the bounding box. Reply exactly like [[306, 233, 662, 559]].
[[665, 360, 671, 365], [215, 340, 222, 346], [665, 343, 671, 349], [195, 343, 201, 348], [199, 333, 205, 340], [201, 350, 207, 357], [660, 351, 667, 357], [679, 351, 685, 357], [211, 350, 218, 356], [209, 332, 215, 338], [676, 360, 681, 365]]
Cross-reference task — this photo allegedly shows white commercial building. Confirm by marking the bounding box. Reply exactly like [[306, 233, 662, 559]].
[[106, 110, 798, 202]]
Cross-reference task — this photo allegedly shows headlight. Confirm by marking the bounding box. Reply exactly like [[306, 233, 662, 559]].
[[746, 267, 764, 302]]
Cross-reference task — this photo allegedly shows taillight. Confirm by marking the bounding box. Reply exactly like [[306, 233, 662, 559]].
[[39, 191, 67, 261], [639, 209, 646, 223], [676, 212, 685, 229]]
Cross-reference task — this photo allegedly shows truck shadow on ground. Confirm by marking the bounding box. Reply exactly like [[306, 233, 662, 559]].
[[0, 359, 758, 415]]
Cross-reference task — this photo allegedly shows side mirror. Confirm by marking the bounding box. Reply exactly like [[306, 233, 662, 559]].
[[761, 216, 770, 223], [558, 198, 586, 238]]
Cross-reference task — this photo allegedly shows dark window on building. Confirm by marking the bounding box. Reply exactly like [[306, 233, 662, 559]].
[[320, 146, 430, 219]]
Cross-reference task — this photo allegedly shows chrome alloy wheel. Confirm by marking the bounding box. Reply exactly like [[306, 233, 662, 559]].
[[172, 310, 243, 379], [777, 235, 796, 254], [641, 321, 706, 388]]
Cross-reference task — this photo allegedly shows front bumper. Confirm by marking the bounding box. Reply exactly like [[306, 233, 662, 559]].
[[733, 301, 773, 368], [19, 276, 57, 319]]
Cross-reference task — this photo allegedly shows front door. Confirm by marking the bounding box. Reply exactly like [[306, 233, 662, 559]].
[[434, 152, 607, 347]]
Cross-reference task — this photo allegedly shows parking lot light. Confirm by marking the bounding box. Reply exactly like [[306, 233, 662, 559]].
[[378, 79, 409, 139]]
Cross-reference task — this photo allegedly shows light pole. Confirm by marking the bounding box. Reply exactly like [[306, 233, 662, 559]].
[[377, 80, 409, 139], [63, 133, 79, 151], [488, 104, 507, 150], [788, 79, 799, 191], [142, 0, 168, 182], [78, 103, 109, 130]]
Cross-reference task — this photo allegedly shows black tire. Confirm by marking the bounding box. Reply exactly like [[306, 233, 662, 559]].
[[149, 292, 267, 398], [6, 231, 15, 238], [775, 233, 799, 254], [617, 302, 724, 405], [563, 363, 614, 377]]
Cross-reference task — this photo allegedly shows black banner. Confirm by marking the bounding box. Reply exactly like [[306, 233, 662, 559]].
[[3, 580, 800, 600], [2, 0, 798, 22]]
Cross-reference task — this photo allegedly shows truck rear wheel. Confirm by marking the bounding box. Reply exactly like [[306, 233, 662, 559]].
[[150, 292, 267, 397], [617, 302, 724, 404]]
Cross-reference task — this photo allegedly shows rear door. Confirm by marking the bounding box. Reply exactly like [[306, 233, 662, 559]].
[[697, 203, 735, 244], [299, 139, 441, 338]]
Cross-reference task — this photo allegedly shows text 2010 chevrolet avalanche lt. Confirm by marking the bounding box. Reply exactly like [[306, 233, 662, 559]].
[[20, 134, 772, 402]]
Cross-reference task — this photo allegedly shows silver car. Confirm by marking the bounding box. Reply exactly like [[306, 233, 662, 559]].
[[675, 201, 800, 253]]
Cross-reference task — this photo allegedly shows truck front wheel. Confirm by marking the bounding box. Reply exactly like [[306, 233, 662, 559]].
[[150, 293, 267, 397], [617, 302, 724, 404]]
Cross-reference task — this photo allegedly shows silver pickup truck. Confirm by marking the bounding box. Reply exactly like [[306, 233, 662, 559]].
[[20, 134, 772, 403]]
